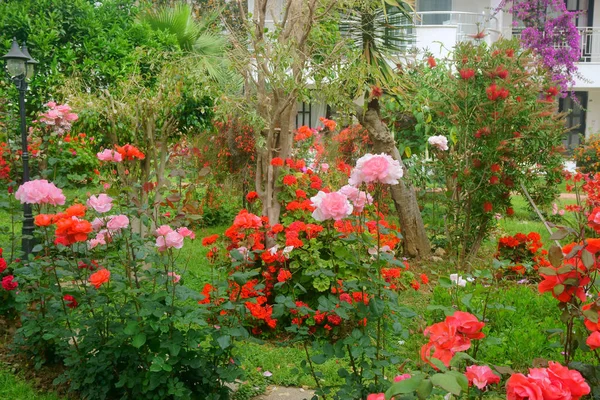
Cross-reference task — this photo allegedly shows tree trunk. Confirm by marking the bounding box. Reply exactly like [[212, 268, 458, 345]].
[[361, 99, 431, 259]]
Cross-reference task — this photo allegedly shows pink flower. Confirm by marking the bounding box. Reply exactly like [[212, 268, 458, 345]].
[[394, 374, 411, 382], [168, 271, 181, 283], [1, 275, 18, 291], [46, 101, 57, 108], [96, 149, 123, 162], [86, 194, 113, 213], [338, 185, 373, 213], [106, 215, 129, 231], [91, 217, 105, 231], [310, 191, 353, 221], [156, 225, 173, 236], [165, 231, 184, 249], [320, 163, 329, 172], [367, 394, 385, 400], [177, 227, 195, 239], [15, 179, 66, 205], [465, 365, 500, 390], [428, 135, 449, 151], [349, 153, 403, 186], [87, 232, 107, 249], [156, 231, 184, 251]]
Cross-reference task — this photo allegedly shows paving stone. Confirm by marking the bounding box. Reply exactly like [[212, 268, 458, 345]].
[[253, 385, 316, 400]]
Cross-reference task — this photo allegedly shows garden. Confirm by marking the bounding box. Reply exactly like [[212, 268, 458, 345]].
[[0, 0, 599, 399]]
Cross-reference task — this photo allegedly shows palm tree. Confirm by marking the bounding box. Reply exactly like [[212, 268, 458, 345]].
[[139, 3, 233, 84], [339, 0, 432, 259]]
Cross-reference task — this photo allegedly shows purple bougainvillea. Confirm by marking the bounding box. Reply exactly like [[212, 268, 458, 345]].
[[497, 0, 581, 93]]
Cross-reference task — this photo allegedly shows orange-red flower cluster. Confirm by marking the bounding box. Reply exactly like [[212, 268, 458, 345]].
[[115, 144, 145, 160], [420, 311, 485, 368], [496, 232, 549, 275]]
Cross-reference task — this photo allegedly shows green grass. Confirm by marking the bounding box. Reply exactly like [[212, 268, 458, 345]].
[[0, 366, 61, 400]]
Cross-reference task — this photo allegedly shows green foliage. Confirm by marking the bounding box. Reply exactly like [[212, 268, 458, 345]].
[[573, 134, 600, 174]]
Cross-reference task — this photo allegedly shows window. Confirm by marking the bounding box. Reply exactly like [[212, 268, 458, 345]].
[[417, 0, 452, 25], [296, 102, 312, 128], [559, 91, 588, 153]]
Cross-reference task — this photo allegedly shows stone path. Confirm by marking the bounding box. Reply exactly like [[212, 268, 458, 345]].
[[253, 386, 316, 400]]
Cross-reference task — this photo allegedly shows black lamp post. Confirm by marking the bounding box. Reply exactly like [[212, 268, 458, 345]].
[[2, 38, 38, 256]]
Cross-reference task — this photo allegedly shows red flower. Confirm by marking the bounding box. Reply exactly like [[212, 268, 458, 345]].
[[506, 207, 515, 216], [246, 191, 259, 203], [489, 176, 499, 184], [233, 210, 262, 229], [587, 331, 600, 350], [294, 126, 313, 141], [1, 275, 17, 291], [198, 283, 213, 304], [465, 365, 500, 389], [506, 373, 543, 400], [115, 144, 145, 160], [486, 84, 509, 101], [483, 202, 493, 212], [546, 86, 559, 97], [459, 68, 475, 80], [271, 157, 284, 167], [63, 294, 78, 308], [202, 234, 219, 246], [277, 269, 292, 282], [427, 56, 436, 68], [271, 224, 284, 233], [495, 66, 509, 80], [420, 273, 429, 284], [371, 86, 383, 98], [89, 269, 110, 289], [35, 214, 53, 227], [295, 189, 307, 199], [410, 280, 420, 290], [283, 175, 297, 186]]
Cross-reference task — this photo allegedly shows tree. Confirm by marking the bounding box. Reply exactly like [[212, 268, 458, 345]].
[[222, 0, 340, 230], [338, 0, 432, 258]]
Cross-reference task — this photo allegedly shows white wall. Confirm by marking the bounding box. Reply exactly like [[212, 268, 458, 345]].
[[415, 26, 458, 58], [586, 89, 600, 136]]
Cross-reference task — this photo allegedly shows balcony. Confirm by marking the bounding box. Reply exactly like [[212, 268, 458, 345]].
[[509, 27, 600, 64]]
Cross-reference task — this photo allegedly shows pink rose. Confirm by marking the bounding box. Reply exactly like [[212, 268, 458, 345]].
[[165, 231, 184, 249], [310, 191, 353, 221], [177, 227, 195, 239], [91, 217, 105, 231], [87, 194, 113, 213], [546, 362, 590, 399], [87, 232, 107, 249], [394, 374, 411, 382], [156, 225, 173, 236], [46, 101, 57, 108], [106, 215, 129, 231], [96, 149, 123, 162], [465, 365, 500, 390], [320, 163, 329, 172], [168, 271, 181, 283], [428, 135, 449, 151], [366, 395, 385, 400], [15, 179, 66, 206], [64, 113, 79, 122], [349, 153, 403, 186], [338, 184, 373, 213]]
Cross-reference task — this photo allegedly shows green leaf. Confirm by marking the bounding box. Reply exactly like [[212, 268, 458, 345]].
[[416, 379, 433, 399], [582, 250, 595, 269], [132, 333, 146, 348], [430, 373, 463, 395], [311, 354, 327, 365], [217, 335, 231, 349], [385, 375, 424, 398]]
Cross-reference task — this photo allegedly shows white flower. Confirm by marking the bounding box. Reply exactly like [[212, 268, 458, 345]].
[[428, 135, 449, 151], [449, 273, 467, 287]]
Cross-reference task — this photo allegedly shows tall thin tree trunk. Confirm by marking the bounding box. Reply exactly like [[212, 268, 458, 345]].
[[360, 99, 431, 259]]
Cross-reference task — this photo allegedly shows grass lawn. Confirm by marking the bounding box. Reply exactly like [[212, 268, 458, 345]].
[[0, 187, 586, 398]]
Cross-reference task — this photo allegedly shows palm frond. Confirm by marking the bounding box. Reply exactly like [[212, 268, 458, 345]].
[[140, 4, 200, 51]]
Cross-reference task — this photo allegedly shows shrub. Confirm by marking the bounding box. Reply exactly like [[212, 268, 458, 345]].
[[574, 134, 600, 173]]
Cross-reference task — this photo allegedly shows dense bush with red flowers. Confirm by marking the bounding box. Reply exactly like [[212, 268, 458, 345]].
[[494, 232, 550, 277], [396, 40, 565, 262]]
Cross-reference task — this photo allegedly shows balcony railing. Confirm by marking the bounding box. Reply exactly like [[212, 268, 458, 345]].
[[509, 27, 600, 63], [412, 11, 500, 42]]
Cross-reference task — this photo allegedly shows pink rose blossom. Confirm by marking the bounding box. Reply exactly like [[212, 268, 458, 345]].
[[428, 135, 449, 151], [91, 217, 105, 231], [177, 227, 195, 239], [465, 365, 500, 390], [156, 230, 184, 251], [320, 163, 329, 172], [88, 232, 107, 249], [106, 215, 129, 231], [349, 153, 403, 186], [366, 394, 385, 400], [15, 179, 66, 206], [338, 184, 373, 213], [310, 191, 353, 221], [87, 194, 113, 213], [168, 271, 181, 283], [394, 374, 411, 382], [156, 225, 173, 236], [46, 101, 57, 108], [96, 149, 123, 162]]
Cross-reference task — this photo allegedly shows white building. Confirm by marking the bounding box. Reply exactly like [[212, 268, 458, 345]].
[[248, 0, 600, 151]]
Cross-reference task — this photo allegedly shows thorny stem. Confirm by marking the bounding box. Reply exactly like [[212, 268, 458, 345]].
[[303, 341, 325, 397]]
